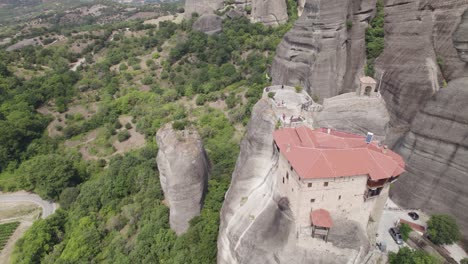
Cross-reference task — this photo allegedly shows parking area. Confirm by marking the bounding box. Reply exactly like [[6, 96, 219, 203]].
[[377, 199, 427, 253]]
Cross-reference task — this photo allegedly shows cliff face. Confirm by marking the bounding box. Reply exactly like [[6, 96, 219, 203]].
[[271, 0, 377, 100], [156, 124, 210, 235], [315, 92, 389, 139], [184, 0, 224, 18], [376, 0, 468, 144], [217, 88, 369, 264], [391, 78, 468, 245], [184, 0, 288, 26], [251, 0, 288, 26]]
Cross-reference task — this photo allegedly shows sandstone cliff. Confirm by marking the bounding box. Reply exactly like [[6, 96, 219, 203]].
[[251, 0, 288, 26], [156, 124, 210, 235], [315, 92, 389, 139], [271, 0, 377, 101], [376, 0, 468, 145], [184, 0, 224, 18], [217, 87, 370, 264], [391, 78, 468, 246]]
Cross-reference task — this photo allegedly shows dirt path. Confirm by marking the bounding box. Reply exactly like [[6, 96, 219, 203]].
[[0, 191, 57, 219]]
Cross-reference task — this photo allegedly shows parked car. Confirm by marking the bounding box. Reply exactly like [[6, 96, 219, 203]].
[[389, 227, 403, 245], [408, 212, 419, 220]]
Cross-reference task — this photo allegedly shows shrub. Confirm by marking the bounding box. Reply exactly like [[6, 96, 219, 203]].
[[114, 120, 122, 129], [295, 85, 303, 93], [346, 20, 353, 30], [400, 223, 412, 241], [460, 258, 468, 264], [196, 94, 206, 106], [172, 120, 188, 131], [427, 214, 460, 245], [117, 130, 131, 142], [125, 123, 132, 129], [268, 92, 276, 98]]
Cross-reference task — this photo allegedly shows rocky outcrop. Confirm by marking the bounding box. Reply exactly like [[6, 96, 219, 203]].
[[251, 0, 288, 26], [376, 1, 468, 145], [271, 0, 377, 101], [391, 78, 468, 246], [315, 92, 389, 139], [217, 88, 370, 264], [156, 124, 210, 235], [192, 14, 223, 35], [184, 0, 224, 18]]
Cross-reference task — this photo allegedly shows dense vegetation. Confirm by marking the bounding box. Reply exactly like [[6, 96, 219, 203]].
[[427, 214, 461, 245], [389, 247, 441, 264], [365, 0, 384, 77], [0, 1, 298, 262], [0, 222, 20, 251]]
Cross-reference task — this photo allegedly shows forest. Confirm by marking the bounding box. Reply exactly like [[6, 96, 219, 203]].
[[0, 1, 296, 262]]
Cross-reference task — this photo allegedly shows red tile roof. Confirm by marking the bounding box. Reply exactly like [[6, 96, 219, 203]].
[[311, 209, 333, 228], [273, 127, 405, 180]]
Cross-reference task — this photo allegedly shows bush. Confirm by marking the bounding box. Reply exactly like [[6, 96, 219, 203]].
[[427, 214, 460, 245], [125, 123, 132, 129], [460, 258, 468, 264], [268, 92, 275, 98], [295, 85, 303, 93], [172, 120, 188, 131], [400, 223, 412, 241], [389, 247, 440, 264], [196, 94, 206, 106], [117, 130, 131, 142]]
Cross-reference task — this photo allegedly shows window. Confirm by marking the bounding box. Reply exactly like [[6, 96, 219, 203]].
[[283, 177, 285, 184], [310, 199, 315, 203], [324, 182, 329, 187], [290, 166, 293, 171], [308, 183, 312, 188], [286, 172, 289, 180], [338, 195, 341, 200]]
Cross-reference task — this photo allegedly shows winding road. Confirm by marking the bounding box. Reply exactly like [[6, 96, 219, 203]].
[[0, 191, 58, 219]]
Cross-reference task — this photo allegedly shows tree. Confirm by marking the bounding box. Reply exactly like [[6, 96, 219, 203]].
[[427, 214, 460, 245], [17, 154, 84, 200], [460, 258, 468, 264], [400, 223, 412, 241], [389, 247, 441, 264]]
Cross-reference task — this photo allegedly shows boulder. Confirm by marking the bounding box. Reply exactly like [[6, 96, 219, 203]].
[[315, 92, 389, 140], [156, 124, 210, 235], [184, 0, 224, 18], [251, 0, 288, 26], [391, 78, 468, 247], [192, 14, 223, 35], [271, 0, 377, 101]]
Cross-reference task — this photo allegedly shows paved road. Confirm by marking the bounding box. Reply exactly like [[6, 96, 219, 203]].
[[0, 191, 58, 219]]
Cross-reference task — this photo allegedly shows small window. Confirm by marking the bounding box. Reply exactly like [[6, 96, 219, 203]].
[[286, 172, 289, 180], [308, 183, 312, 188], [324, 182, 329, 187], [338, 195, 341, 200], [292, 188, 294, 192], [290, 166, 293, 171], [283, 177, 285, 184], [310, 199, 315, 203]]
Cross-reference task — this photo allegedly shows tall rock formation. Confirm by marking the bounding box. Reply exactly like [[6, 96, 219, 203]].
[[251, 0, 288, 26], [184, 0, 224, 18], [271, 0, 377, 101], [156, 124, 210, 235], [217, 87, 370, 264], [315, 92, 389, 140], [391, 78, 468, 246], [375, 1, 468, 145]]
